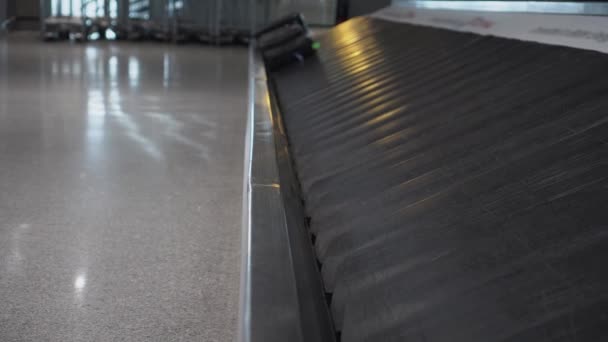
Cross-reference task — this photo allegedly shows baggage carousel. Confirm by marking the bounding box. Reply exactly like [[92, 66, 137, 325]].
[[241, 4, 608, 342]]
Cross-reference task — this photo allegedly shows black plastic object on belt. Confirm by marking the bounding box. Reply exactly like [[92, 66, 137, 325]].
[[255, 13, 318, 71]]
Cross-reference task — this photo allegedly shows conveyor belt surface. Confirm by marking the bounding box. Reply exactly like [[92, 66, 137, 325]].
[[269, 16, 608, 342]]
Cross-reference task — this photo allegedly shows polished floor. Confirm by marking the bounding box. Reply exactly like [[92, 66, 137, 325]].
[[0, 34, 248, 341]]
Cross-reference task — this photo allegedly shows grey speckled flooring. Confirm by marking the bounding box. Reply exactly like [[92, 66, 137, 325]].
[[0, 34, 248, 342]]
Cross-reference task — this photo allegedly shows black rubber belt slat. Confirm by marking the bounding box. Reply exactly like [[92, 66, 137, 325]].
[[270, 17, 608, 342]]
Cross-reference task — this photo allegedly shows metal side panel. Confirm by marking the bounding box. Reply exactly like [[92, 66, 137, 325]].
[[238, 47, 335, 342], [269, 15, 608, 342], [269, 78, 337, 342], [239, 48, 303, 342]]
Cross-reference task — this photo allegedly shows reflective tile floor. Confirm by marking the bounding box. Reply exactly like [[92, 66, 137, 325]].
[[0, 34, 248, 341]]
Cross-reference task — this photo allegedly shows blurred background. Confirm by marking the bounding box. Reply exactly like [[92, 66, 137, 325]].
[[0, 0, 406, 44]]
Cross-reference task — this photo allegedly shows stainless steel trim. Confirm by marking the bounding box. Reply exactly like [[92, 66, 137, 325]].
[[238, 44, 305, 342], [238, 44, 336, 342], [393, 1, 608, 16]]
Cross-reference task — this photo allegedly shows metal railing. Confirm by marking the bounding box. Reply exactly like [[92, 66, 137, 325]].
[[39, 0, 338, 42]]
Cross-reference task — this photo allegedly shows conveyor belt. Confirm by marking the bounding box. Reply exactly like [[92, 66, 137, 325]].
[[269, 17, 608, 342]]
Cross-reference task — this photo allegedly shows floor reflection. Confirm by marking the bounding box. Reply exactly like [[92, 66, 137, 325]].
[[0, 34, 248, 341]]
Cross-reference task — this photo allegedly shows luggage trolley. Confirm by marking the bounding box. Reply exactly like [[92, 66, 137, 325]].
[[218, 0, 263, 44], [173, 0, 283, 45], [41, 0, 120, 41], [173, 0, 216, 44], [82, 0, 117, 40], [40, 0, 87, 40], [217, 0, 334, 45], [115, 0, 171, 41], [174, 0, 246, 44]]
